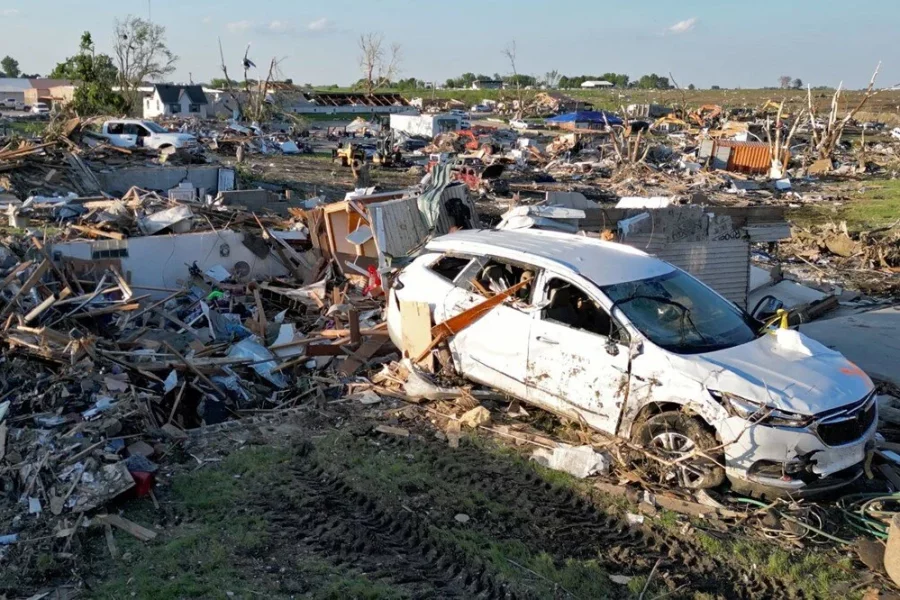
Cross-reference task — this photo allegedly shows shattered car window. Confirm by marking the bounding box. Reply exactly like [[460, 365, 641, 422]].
[[602, 270, 757, 354], [543, 278, 627, 342], [429, 255, 472, 282]]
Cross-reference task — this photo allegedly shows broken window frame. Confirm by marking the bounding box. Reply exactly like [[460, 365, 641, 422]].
[[427, 253, 474, 283], [169, 103, 182, 114], [189, 103, 201, 113], [456, 255, 539, 306], [538, 275, 629, 344]]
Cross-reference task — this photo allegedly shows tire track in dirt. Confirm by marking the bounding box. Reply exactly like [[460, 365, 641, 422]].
[[259, 441, 521, 599], [367, 431, 803, 600]]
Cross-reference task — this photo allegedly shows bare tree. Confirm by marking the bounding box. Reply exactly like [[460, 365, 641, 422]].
[[807, 63, 886, 160], [779, 75, 792, 90], [764, 99, 805, 178], [503, 41, 523, 116], [217, 38, 243, 119], [114, 16, 177, 114], [544, 70, 561, 89], [358, 32, 402, 95]]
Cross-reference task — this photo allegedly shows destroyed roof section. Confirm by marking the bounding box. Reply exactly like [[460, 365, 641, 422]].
[[426, 229, 674, 286]]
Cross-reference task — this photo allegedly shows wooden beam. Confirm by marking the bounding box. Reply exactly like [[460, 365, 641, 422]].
[[71, 302, 141, 318], [415, 279, 529, 363], [69, 225, 125, 241], [0, 260, 50, 318]]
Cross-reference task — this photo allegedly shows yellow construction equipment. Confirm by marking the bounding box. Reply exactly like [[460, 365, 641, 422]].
[[759, 100, 791, 119], [333, 143, 366, 167], [651, 115, 698, 134]]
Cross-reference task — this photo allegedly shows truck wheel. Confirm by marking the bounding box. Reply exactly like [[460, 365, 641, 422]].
[[632, 412, 725, 490]]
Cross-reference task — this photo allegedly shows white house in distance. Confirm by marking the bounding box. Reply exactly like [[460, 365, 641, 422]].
[[389, 113, 463, 139], [143, 84, 210, 119], [580, 80, 614, 89]]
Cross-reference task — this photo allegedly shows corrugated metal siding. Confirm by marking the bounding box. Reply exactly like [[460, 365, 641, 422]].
[[621, 237, 750, 307], [712, 140, 790, 175]]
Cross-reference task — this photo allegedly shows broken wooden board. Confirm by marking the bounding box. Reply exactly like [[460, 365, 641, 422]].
[[94, 514, 158, 542], [399, 300, 433, 372], [415, 279, 530, 363], [339, 334, 389, 377]]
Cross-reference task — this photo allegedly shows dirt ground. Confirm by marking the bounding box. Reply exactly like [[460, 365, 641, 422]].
[[23, 402, 867, 600], [237, 154, 423, 199]]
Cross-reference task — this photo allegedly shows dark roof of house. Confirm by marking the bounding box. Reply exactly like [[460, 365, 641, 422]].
[[153, 84, 208, 105], [308, 92, 409, 107]]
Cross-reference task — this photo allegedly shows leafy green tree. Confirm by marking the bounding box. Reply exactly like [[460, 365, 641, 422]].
[[1, 56, 20, 78], [114, 16, 178, 113], [209, 77, 239, 89], [50, 32, 127, 116], [636, 73, 671, 89]]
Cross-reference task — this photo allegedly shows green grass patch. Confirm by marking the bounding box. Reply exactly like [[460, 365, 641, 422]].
[[694, 531, 856, 598], [435, 528, 620, 599], [91, 447, 289, 599], [1, 120, 47, 137], [789, 178, 900, 231]]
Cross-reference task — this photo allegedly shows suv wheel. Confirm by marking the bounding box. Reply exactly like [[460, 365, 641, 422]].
[[632, 412, 725, 489]]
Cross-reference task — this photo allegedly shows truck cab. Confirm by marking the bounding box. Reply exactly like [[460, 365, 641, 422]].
[[101, 119, 198, 150]]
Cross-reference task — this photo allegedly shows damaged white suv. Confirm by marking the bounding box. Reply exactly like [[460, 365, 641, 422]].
[[387, 229, 877, 497]]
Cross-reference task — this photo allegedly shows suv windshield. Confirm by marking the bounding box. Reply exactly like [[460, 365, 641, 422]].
[[602, 270, 758, 354], [143, 122, 169, 133]]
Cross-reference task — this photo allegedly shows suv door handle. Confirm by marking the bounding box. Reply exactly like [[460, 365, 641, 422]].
[[536, 336, 558, 345]]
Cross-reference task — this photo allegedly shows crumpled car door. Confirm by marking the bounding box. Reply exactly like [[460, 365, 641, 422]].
[[527, 319, 631, 434], [443, 280, 533, 399]]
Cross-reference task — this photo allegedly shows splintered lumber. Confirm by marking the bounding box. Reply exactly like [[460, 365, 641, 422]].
[[109, 266, 133, 300], [0, 260, 33, 294], [162, 342, 227, 399], [0, 260, 50, 318], [69, 225, 125, 241], [94, 514, 157, 542], [348, 308, 361, 346], [0, 141, 57, 161], [23, 294, 56, 324], [415, 279, 530, 364], [31, 236, 73, 295], [71, 302, 141, 318], [339, 334, 388, 376], [253, 287, 267, 337], [399, 301, 433, 371]]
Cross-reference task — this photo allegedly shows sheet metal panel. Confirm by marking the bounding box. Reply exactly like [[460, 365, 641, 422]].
[[621, 237, 750, 307], [712, 140, 790, 175]]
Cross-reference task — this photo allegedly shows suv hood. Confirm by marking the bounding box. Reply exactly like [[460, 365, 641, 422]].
[[670, 329, 873, 415]]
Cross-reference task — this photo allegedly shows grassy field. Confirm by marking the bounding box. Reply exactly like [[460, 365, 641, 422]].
[[790, 177, 900, 230], [77, 420, 865, 600], [392, 87, 900, 124]]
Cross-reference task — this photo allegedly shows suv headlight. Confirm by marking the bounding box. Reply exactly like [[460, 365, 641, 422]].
[[709, 391, 812, 428]]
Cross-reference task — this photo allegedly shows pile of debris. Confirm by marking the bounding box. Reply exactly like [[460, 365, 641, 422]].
[[781, 222, 900, 294]]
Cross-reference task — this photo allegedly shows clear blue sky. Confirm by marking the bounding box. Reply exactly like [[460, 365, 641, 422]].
[[1, 0, 896, 89]]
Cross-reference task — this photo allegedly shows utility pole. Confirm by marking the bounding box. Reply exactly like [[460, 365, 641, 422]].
[[148, 0, 152, 20]]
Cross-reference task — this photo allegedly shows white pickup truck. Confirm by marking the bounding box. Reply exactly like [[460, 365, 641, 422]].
[[99, 119, 198, 150]]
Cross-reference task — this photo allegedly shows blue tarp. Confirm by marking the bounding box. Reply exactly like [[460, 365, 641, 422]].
[[545, 111, 623, 125]]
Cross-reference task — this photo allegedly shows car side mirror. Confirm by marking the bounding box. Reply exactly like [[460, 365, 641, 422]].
[[751, 295, 785, 320], [605, 339, 620, 356]]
